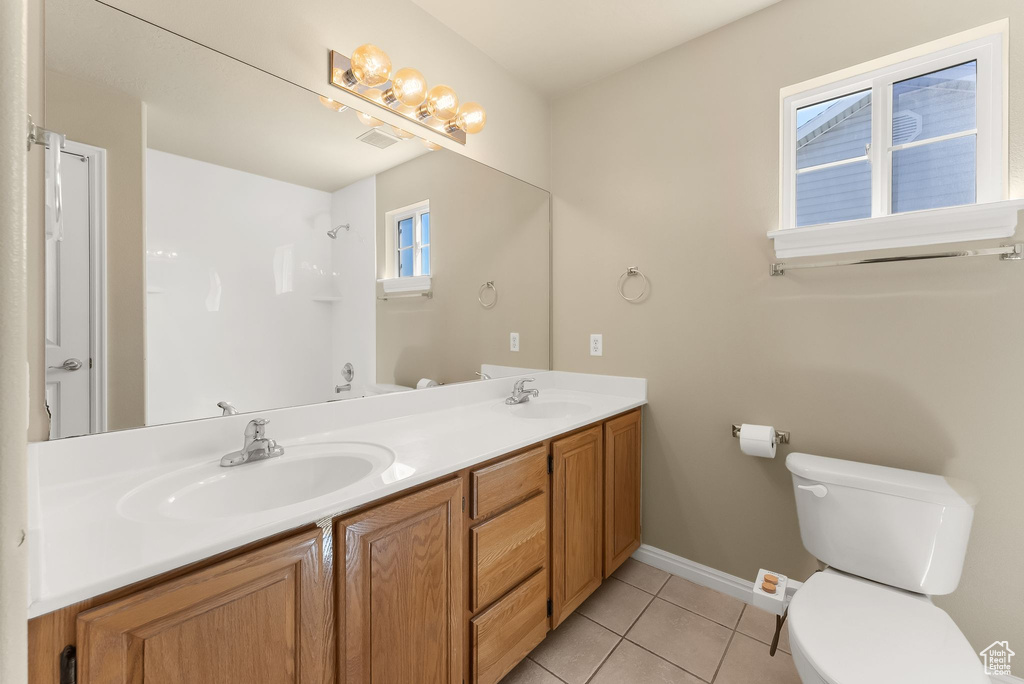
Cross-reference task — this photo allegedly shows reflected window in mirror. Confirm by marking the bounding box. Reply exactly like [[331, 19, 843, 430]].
[[391, 200, 431, 277]]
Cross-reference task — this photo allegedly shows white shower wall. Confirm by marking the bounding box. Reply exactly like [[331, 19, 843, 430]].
[[146, 149, 347, 424], [329, 176, 377, 396]]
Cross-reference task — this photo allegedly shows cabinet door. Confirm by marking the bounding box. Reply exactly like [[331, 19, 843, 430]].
[[336, 478, 463, 684], [550, 426, 603, 627], [604, 410, 642, 576], [76, 527, 333, 684]]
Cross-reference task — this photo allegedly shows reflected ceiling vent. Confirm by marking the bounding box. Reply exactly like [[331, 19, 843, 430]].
[[357, 128, 401, 149]]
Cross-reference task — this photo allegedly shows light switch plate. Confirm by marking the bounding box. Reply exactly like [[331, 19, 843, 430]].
[[510, 332, 520, 352], [590, 334, 603, 356]]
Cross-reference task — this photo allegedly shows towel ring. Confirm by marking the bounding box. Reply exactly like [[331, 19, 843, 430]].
[[478, 281, 497, 308], [617, 267, 648, 302]]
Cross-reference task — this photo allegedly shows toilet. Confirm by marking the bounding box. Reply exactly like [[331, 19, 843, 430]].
[[785, 453, 988, 684]]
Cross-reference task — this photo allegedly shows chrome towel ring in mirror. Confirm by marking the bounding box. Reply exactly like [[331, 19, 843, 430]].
[[618, 267, 648, 302], [478, 281, 497, 308]]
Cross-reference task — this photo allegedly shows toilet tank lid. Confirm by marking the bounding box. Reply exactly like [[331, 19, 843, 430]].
[[786, 453, 978, 507]]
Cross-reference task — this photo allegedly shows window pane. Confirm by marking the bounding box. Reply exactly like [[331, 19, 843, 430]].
[[892, 61, 976, 145], [796, 160, 871, 226], [398, 217, 413, 248], [398, 247, 413, 276], [892, 135, 976, 213], [421, 246, 430, 275], [421, 212, 430, 245], [797, 90, 871, 170]]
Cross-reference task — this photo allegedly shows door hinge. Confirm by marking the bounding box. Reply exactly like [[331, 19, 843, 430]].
[[547, 454, 553, 474], [59, 645, 76, 684], [547, 598, 552, 617]]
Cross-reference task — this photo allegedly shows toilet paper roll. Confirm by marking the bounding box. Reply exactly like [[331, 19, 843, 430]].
[[739, 424, 777, 459], [416, 378, 439, 389]]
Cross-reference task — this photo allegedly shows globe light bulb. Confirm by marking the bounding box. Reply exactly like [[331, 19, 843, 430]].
[[454, 102, 486, 134], [355, 88, 385, 127], [390, 126, 415, 139], [318, 96, 347, 113], [386, 68, 427, 107], [348, 44, 391, 87], [422, 139, 442, 151], [421, 84, 459, 120]]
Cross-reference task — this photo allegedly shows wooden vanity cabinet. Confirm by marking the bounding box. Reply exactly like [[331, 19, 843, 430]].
[[550, 425, 604, 628], [334, 478, 463, 684], [75, 526, 333, 684], [603, 409, 642, 576]]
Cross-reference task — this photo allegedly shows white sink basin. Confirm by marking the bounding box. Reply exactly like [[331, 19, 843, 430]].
[[500, 399, 590, 421], [118, 442, 395, 522]]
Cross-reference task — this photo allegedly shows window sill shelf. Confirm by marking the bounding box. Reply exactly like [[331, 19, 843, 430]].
[[768, 200, 1024, 258], [378, 275, 432, 294]]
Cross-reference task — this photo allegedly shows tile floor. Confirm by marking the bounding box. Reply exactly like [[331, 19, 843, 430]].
[[501, 559, 801, 684]]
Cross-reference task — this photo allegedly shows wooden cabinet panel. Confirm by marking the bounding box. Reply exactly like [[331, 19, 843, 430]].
[[75, 527, 332, 684], [471, 570, 548, 684], [470, 492, 547, 612], [336, 478, 463, 684], [471, 445, 547, 520], [550, 426, 603, 628], [604, 409, 642, 576]]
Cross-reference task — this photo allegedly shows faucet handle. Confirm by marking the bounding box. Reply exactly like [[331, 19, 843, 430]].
[[245, 418, 269, 441], [513, 377, 536, 393]]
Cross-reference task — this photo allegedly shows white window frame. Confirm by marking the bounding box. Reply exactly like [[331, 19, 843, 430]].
[[772, 22, 1019, 258], [388, 199, 430, 278]]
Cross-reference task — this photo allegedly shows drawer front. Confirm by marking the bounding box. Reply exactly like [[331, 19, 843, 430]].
[[471, 445, 547, 520], [471, 569, 548, 684], [470, 493, 547, 611]]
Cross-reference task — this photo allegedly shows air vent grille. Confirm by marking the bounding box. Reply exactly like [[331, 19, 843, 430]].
[[357, 128, 400, 149], [892, 110, 923, 146]]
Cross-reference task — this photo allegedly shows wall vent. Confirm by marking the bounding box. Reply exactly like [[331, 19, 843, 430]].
[[357, 128, 401, 149], [892, 110, 923, 146]]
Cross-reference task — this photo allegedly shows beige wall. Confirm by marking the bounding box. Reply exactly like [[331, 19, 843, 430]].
[[551, 0, 1024, 671], [38, 71, 147, 435], [99, 0, 550, 190], [376, 152, 550, 387]]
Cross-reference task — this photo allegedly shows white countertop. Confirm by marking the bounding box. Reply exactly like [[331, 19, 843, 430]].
[[27, 371, 646, 618]]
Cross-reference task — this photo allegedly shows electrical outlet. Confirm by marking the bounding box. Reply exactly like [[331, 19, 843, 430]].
[[510, 332, 520, 352], [590, 334, 603, 356]]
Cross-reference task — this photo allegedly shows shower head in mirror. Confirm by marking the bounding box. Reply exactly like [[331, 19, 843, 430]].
[[328, 224, 350, 239]]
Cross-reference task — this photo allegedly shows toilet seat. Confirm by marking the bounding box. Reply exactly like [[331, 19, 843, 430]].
[[787, 570, 987, 684]]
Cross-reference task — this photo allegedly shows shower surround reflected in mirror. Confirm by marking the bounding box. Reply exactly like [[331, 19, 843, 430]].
[[39, 0, 550, 438]]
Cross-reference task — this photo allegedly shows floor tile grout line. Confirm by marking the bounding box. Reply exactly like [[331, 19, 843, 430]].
[[709, 625, 739, 684], [617, 633, 715, 684], [612, 567, 670, 596], [526, 654, 570, 683], [582, 635, 623, 684], [735, 604, 792, 654], [652, 589, 744, 632]]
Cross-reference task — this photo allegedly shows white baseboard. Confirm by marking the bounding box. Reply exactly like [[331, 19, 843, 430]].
[[631, 544, 755, 605], [632, 545, 1023, 683]]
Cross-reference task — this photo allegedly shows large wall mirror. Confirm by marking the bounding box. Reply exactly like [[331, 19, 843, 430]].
[[40, 0, 551, 439]]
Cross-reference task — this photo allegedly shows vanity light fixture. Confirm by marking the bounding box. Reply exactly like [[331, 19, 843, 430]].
[[318, 96, 348, 113], [422, 139, 443, 151], [330, 45, 486, 144]]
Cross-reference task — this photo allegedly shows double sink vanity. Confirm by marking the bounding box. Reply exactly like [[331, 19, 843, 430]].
[[27, 372, 646, 683]]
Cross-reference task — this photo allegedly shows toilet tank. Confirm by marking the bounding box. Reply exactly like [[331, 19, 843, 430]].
[[786, 453, 977, 595]]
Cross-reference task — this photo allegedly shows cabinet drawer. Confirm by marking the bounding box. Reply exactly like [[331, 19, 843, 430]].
[[471, 445, 547, 520], [471, 569, 548, 684], [470, 493, 547, 611]]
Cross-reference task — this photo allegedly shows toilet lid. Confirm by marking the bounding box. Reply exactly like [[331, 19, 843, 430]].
[[788, 571, 987, 684]]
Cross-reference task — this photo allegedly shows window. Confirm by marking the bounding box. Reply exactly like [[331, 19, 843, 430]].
[[391, 200, 430, 277], [773, 25, 1014, 257]]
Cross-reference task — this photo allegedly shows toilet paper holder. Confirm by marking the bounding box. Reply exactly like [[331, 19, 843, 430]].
[[732, 424, 790, 444]]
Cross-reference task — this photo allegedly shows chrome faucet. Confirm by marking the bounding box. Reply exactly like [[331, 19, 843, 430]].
[[217, 401, 238, 416], [220, 418, 285, 467], [505, 378, 539, 405], [475, 371, 492, 380]]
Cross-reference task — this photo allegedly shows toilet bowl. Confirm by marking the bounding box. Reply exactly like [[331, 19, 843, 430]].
[[785, 453, 987, 684], [787, 570, 987, 683]]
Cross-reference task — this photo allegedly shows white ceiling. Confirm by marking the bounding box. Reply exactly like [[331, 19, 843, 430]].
[[410, 0, 781, 94]]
